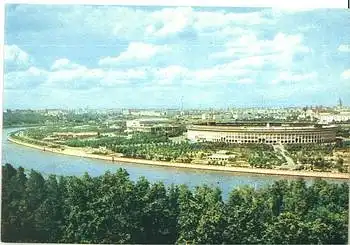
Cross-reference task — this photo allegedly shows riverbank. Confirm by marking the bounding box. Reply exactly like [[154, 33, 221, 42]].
[[3, 124, 43, 129], [8, 136, 350, 180]]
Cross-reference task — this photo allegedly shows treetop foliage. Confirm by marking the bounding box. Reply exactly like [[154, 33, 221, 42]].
[[1, 163, 349, 244]]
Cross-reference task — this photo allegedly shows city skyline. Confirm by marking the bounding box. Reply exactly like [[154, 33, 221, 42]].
[[3, 5, 350, 109]]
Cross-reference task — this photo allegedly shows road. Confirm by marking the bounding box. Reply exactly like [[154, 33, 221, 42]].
[[273, 144, 296, 169]]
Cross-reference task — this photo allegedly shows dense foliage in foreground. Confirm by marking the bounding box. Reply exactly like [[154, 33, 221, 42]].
[[1, 164, 349, 244]]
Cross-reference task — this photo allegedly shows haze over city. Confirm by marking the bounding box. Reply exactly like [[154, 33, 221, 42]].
[[4, 5, 350, 109]]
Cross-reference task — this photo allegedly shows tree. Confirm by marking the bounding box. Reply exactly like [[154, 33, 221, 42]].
[[263, 212, 311, 244], [1, 165, 348, 244], [336, 158, 344, 172], [265, 180, 289, 216], [177, 185, 198, 244], [1, 166, 28, 242], [283, 179, 311, 216], [224, 186, 273, 244], [23, 170, 48, 241], [139, 182, 173, 244], [1, 164, 18, 241], [34, 175, 64, 242]]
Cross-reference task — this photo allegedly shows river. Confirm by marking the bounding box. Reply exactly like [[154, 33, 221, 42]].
[[1, 128, 345, 198]]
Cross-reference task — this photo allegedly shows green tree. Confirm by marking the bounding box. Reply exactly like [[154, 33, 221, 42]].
[[1, 166, 28, 242], [24, 170, 48, 241], [263, 212, 311, 244], [1, 165, 349, 244], [34, 175, 64, 242], [224, 186, 273, 244]]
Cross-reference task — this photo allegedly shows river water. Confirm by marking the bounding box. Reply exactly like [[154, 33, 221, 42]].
[[1, 128, 345, 198]]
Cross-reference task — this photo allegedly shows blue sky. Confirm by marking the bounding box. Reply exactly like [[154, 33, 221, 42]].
[[3, 5, 350, 109]]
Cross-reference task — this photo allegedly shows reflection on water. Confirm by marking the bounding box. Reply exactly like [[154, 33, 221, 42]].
[[1, 128, 344, 199]]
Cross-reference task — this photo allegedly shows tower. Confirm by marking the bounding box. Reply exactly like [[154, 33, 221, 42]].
[[338, 98, 343, 108], [179, 96, 185, 116], [180, 96, 184, 111]]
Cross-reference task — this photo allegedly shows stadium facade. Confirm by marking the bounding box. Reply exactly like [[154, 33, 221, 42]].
[[187, 122, 337, 144]]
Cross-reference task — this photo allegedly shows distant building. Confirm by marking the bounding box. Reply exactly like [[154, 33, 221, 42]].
[[122, 109, 130, 115], [130, 110, 165, 117], [45, 109, 66, 116], [126, 118, 179, 134], [187, 122, 337, 144], [208, 150, 236, 162], [316, 111, 350, 124]]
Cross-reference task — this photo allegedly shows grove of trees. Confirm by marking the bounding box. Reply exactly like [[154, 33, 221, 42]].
[[285, 143, 348, 172], [248, 150, 285, 168], [2, 164, 349, 244], [3, 111, 57, 127]]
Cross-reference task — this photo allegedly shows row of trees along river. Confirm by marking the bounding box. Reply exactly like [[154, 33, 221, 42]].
[[2, 164, 348, 244]]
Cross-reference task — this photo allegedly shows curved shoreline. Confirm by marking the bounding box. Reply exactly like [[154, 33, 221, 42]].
[[8, 136, 350, 180]]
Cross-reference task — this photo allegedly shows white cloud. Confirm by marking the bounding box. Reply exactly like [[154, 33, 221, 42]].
[[59, 6, 275, 41], [149, 7, 193, 37], [47, 67, 96, 85], [153, 65, 190, 85], [4, 45, 30, 68], [195, 10, 271, 30], [236, 78, 254, 84], [51, 58, 85, 70], [210, 32, 310, 69], [209, 26, 251, 39], [338, 44, 350, 52], [47, 66, 148, 89], [5, 56, 150, 90], [100, 69, 147, 87], [98, 42, 170, 66], [5, 66, 47, 89], [271, 71, 317, 84], [185, 62, 251, 86], [47, 57, 149, 89], [229, 55, 270, 68], [341, 69, 350, 79], [152, 7, 272, 34]]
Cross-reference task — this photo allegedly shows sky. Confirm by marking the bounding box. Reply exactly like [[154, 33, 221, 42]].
[[3, 5, 350, 109]]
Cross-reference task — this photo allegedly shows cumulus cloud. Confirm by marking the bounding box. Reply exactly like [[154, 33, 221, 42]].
[[210, 32, 310, 69], [51, 58, 85, 70], [192, 65, 249, 83], [338, 44, 350, 52], [143, 7, 272, 38], [5, 6, 349, 108], [153, 65, 190, 85], [99, 69, 147, 87], [47, 65, 149, 89], [4, 45, 30, 69], [148, 7, 193, 37], [341, 69, 350, 79], [5, 67, 47, 89], [180, 61, 253, 86], [43, 58, 151, 89], [5, 57, 150, 90], [9, 6, 276, 43], [111, 7, 274, 40], [98, 42, 170, 66], [46, 67, 100, 89]]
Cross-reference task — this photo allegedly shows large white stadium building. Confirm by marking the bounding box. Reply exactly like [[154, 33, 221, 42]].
[[187, 122, 337, 144]]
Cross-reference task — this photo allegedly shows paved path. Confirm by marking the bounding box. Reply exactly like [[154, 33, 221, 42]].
[[273, 144, 296, 169]]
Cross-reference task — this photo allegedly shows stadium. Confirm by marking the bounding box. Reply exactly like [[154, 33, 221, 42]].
[[187, 122, 337, 144]]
